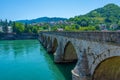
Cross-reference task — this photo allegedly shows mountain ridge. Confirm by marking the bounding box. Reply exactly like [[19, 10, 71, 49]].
[[16, 17, 67, 24]]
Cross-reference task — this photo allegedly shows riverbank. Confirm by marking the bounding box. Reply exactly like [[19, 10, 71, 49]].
[[0, 33, 38, 40]]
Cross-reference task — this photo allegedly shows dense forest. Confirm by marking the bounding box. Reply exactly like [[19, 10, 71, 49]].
[[0, 3, 120, 34]]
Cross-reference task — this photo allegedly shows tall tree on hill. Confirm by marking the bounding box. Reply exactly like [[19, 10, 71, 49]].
[[24, 23, 29, 33], [12, 22, 16, 33]]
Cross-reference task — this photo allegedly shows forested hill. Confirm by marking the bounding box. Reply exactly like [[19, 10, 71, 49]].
[[16, 17, 67, 24], [87, 3, 120, 18], [69, 3, 120, 29]]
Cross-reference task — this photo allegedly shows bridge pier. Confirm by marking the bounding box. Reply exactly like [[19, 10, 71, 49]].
[[54, 42, 63, 63], [42, 41, 46, 48], [47, 42, 52, 53], [72, 68, 91, 80], [54, 53, 63, 63], [72, 50, 91, 80], [72, 69, 80, 80]]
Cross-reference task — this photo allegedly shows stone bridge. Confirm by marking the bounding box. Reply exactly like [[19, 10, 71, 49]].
[[38, 31, 120, 80]]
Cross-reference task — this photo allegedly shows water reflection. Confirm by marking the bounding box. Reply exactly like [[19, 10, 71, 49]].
[[0, 40, 38, 58], [0, 40, 76, 80], [40, 44, 76, 80]]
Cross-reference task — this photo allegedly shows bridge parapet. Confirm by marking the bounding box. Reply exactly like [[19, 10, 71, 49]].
[[40, 31, 120, 44]]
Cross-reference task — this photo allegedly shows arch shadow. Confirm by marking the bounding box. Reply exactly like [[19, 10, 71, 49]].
[[51, 38, 58, 53], [92, 56, 120, 80], [63, 41, 78, 62]]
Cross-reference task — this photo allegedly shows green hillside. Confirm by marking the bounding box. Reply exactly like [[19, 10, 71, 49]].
[[69, 3, 120, 31]]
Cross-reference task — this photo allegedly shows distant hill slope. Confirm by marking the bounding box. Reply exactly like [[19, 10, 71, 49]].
[[16, 17, 67, 24], [87, 3, 120, 17], [69, 3, 120, 27]]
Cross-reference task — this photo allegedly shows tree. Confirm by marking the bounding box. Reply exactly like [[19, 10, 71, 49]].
[[0, 19, 3, 26], [51, 26, 57, 31], [80, 19, 88, 27], [8, 20, 12, 26], [12, 22, 16, 33], [65, 26, 71, 31], [3, 19, 8, 33], [24, 23, 29, 33], [14, 22, 25, 34]]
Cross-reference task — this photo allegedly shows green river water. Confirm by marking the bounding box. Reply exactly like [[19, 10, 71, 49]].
[[0, 40, 76, 80]]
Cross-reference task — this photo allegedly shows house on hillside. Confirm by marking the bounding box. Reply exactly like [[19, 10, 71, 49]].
[[57, 28, 64, 31], [7, 26, 12, 33], [99, 24, 107, 31], [110, 24, 118, 30]]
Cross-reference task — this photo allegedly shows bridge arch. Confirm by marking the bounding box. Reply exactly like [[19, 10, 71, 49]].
[[51, 38, 58, 53], [92, 56, 120, 80], [63, 41, 78, 62], [89, 47, 120, 80]]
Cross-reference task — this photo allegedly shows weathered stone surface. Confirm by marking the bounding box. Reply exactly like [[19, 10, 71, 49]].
[[38, 32, 120, 80]]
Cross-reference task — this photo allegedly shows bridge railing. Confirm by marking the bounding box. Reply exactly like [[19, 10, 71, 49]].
[[40, 31, 120, 44]]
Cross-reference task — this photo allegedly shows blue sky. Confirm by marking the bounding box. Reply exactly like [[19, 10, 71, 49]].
[[0, 0, 120, 20]]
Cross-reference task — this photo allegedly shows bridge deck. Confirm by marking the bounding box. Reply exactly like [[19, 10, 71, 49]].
[[40, 31, 120, 45]]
